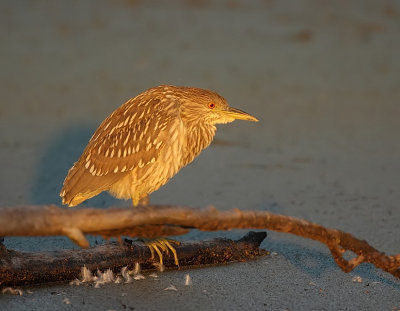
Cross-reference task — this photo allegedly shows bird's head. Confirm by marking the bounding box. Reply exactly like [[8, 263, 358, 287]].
[[177, 86, 259, 125]]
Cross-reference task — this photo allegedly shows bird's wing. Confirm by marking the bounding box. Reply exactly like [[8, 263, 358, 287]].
[[60, 95, 181, 206]]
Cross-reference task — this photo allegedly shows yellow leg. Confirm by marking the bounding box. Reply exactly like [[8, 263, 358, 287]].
[[132, 195, 179, 266], [132, 195, 149, 207], [131, 194, 140, 207]]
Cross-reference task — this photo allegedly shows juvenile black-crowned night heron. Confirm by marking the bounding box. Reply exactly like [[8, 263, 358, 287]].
[[60, 85, 258, 265]]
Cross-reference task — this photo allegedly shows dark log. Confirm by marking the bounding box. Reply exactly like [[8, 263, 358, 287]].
[[0, 231, 268, 287]]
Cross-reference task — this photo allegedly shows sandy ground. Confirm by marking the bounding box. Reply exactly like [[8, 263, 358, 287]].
[[1, 0, 400, 310]]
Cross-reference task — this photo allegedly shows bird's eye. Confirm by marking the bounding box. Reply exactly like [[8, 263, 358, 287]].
[[208, 102, 216, 109]]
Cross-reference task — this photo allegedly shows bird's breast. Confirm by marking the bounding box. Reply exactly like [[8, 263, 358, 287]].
[[182, 122, 216, 166]]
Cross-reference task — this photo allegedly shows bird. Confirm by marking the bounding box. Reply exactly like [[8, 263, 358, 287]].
[[60, 85, 258, 265]]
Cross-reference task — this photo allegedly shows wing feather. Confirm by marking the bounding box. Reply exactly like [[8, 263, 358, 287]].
[[60, 90, 180, 206]]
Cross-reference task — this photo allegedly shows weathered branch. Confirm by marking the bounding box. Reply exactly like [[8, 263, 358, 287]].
[[0, 231, 267, 287], [0, 205, 399, 279]]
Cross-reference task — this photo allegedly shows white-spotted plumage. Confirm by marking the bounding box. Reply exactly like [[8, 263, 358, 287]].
[[60, 85, 257, 207]]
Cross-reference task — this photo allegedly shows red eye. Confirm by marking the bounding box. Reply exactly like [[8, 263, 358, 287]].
[[208, 102, 216, 109]]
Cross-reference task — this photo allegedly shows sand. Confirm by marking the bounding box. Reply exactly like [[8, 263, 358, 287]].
[[1, 1, 400, 310]]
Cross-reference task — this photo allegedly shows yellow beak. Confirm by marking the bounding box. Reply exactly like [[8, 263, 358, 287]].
[[223, 107, 259, 122]]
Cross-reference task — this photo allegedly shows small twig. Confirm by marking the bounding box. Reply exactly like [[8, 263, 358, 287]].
[[0, 205, 399, 278]]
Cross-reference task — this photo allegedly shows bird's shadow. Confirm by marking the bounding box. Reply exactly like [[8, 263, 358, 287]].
[[29, 124, 120, 208]]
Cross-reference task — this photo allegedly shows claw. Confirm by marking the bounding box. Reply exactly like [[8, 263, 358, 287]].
[[162, 240, 180, 266], [149, 243, 164, 265], [148, 244, 155, 259], [144, 238, 180, 267]]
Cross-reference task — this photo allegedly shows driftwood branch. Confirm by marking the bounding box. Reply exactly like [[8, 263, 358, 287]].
[[0, 205, 399, 279], [0, 231, 267, 287]]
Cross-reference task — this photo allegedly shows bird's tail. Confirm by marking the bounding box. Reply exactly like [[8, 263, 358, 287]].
[[60, 163, 102, 207]]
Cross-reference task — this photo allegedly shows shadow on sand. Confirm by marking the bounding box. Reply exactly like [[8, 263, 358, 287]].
[[267, 239, 400, 289], [29, 124, 120, 208]]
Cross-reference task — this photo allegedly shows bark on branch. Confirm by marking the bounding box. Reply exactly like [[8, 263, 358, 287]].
[[0, 205, 399, 279], [0, 231, 267, 287]]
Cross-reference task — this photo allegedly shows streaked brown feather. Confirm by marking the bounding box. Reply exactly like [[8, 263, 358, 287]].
[[60, 87, 180, 206], [60, 84, 253, 207]]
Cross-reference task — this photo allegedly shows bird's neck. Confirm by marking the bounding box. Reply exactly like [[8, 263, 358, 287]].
[[182, 119, 216, 166]]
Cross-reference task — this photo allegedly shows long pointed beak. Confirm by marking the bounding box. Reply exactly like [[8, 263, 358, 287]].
[[223, 107, 259, 122]]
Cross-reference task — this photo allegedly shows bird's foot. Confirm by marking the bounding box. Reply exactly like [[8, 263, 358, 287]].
[[143, 238, 180, 267]]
